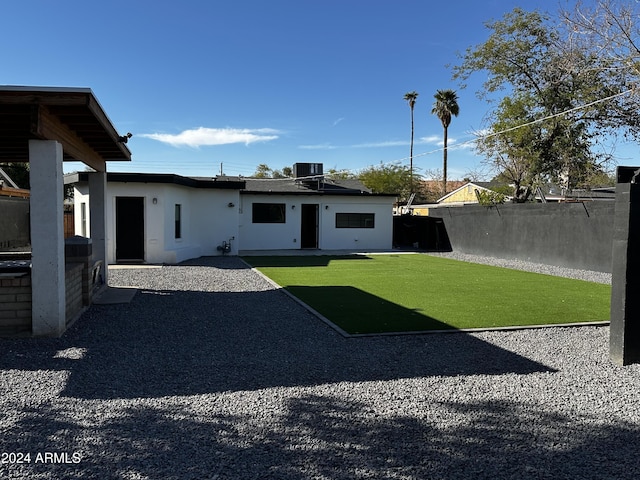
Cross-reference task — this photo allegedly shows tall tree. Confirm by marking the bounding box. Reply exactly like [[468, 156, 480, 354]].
[[252, 164, 273, 178], [559, 0, 640, 141], [452, 7, 636, 194], [403, 91, 419, 193], [359, 162, 426, 203], [431, 89, 459, 194]]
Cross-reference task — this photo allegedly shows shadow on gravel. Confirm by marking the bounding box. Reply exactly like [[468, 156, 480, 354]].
[[1, 394, 638, 479], [0, 285, 554, 399]]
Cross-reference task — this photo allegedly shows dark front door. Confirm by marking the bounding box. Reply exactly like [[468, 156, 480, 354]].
[[116, 197, 145, 262], [301, 204, 319, 249]]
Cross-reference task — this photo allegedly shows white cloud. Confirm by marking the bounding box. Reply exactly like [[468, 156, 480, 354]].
[[352, 140, 408, 148], [418, 135, 464, 148], [299, 136, 470, 151], [300, 140, 407, 150], [332, 117, 345, 126], [140, 127, 280, 148], [419, 135, 441, 145], [298, 143, 338, 150]]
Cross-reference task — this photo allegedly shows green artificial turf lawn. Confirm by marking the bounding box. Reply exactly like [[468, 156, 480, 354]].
[[243, 254, 611, 334]]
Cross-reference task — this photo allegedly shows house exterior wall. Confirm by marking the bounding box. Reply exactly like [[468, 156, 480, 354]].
[[74, 182, 240, 264], [411, 206, 432, 216], [73, 185, 90, 238], [74, 180, 394, 261], [238, 194, 394, 251]]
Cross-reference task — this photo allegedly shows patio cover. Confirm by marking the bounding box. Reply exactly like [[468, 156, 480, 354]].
[[0, 86, 131, 170], [0, 86, 131, 336]]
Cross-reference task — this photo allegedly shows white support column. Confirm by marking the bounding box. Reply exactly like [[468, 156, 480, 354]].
[[29, 140, 65, 337], [88, 171, 108, 286]]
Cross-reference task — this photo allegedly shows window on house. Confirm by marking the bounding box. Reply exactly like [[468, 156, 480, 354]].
[[252, 203, 286, 223], [80, 202, 87, 237], [335, 213, 375, 228], [175, 204, 182, 239]]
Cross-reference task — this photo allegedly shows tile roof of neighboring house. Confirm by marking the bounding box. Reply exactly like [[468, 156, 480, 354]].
[[420, 180, 467, 194]]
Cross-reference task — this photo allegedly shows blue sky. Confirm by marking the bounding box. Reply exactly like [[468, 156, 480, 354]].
[[4, 0, 625, 179]]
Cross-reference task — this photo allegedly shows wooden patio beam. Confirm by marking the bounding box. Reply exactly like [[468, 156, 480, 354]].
[[30, 105, 106, 172]]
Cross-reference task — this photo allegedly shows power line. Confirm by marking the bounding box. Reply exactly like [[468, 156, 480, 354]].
[[365, 87, 635, 172]]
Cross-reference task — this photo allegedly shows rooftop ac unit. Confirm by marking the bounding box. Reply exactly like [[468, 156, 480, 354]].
[[293, 163, 323, 178]]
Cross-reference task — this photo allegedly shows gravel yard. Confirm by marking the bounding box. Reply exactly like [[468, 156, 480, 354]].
[[0, 255, 638, 479]]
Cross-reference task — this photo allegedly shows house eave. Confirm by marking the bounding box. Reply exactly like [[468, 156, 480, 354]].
[[66, 172, 246, 190]]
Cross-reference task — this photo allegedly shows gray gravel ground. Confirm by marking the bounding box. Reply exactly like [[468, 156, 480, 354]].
[[0, 254, 638, 479], [426, 251, 612, 284]]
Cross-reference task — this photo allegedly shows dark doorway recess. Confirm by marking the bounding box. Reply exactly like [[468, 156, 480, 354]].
[[393, 215, 452, 251], [116, 197, 145, 262], [301, 204, 319, 249]]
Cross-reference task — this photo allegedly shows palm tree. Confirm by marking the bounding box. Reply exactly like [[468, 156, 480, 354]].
[[431, 89, 459, 194], [403, 91, 419, 193]]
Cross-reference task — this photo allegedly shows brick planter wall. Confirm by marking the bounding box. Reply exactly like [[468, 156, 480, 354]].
[[0, 274, 32, 335]]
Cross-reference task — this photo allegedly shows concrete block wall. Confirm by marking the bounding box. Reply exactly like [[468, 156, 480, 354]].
[[428, 202, 615, 273], [0, 274, 32, 334], [0, 261, 92, 336], [65, 236, 95, 306], [65, 263, 83, 325]]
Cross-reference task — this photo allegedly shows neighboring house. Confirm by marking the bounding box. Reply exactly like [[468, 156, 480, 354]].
[[410, 181, 505, 215], [0, 167, 29, 199], [566, 186, 616, 201], [66, 164, 397, 264], [420, 180, 467, 201], [0, 168, 30, 251], [436, 181, 503, 205], [534, 184, 616, 202]]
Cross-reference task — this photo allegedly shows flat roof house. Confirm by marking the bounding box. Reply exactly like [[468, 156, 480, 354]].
[[68, 172, 245, 264], [67, 164, 397, 264], [239, 171, 396, 252]]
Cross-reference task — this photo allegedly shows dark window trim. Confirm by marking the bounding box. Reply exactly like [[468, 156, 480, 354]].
[[175, 204, 182, 239], [335, 212, 375, 228], [252, 202, 286, 223]]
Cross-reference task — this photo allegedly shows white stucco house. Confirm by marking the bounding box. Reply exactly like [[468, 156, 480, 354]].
[[66, 164, 397, 264]]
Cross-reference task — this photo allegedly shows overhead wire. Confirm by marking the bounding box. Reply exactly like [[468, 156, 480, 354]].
[[362, 87, 635, 172]]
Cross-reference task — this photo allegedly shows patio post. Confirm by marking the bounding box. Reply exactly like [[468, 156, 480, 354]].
[[610, 166, 640, 365], [29, 140, 66, 336], [88, 171, 108, 286]]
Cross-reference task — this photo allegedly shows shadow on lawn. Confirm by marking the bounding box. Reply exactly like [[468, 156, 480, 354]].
[[286, 285, 451, 335], [2, 394, 638, 479], [0, 284, 554, 400]]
